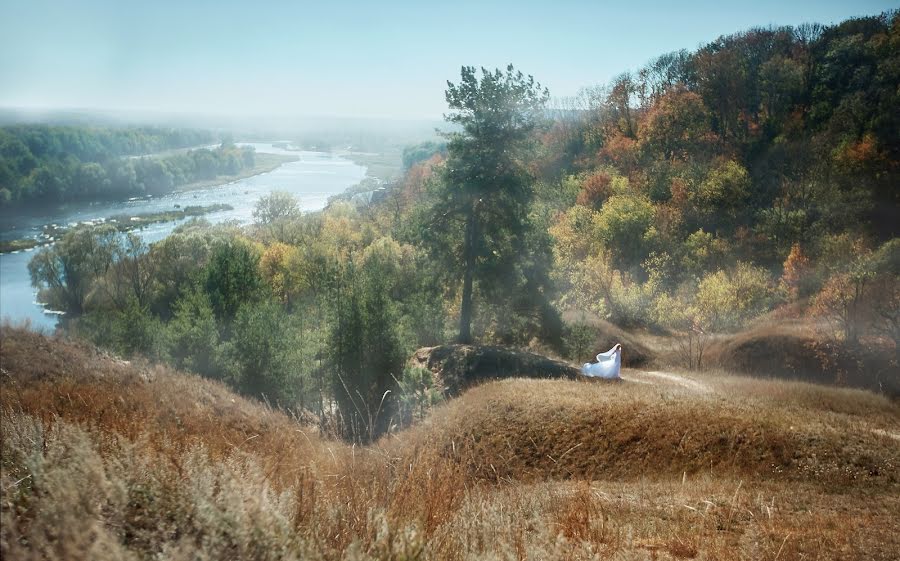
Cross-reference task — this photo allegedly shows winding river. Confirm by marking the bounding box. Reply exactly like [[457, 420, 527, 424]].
[[0, 143, 367, 331]]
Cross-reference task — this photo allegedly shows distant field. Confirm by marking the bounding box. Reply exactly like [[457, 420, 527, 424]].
[[341, 148, 404, 181], [174, 152, 298, 192], [2, 327, 897, 560]]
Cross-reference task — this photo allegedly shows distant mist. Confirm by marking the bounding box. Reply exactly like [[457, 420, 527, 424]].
[[0, 107, 444, 148]]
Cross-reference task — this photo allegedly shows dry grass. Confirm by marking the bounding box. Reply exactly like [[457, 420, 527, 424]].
[[389, 376, 898, 488], [2, 327, 899, 560]]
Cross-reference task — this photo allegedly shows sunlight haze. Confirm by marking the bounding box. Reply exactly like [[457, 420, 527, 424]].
[[1, 0, 895, 118]]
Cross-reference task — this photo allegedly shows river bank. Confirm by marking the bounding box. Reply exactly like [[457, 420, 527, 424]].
[[338, 149, 403, 182], [172, 152, 298, 192], [0, 152, 297, 221], [0, 142, 367, 331], [0, 204, 234, 254]]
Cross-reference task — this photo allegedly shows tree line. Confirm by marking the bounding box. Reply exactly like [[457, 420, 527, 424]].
[[529, 11, 899, 347], [0, 125, 262, 206]]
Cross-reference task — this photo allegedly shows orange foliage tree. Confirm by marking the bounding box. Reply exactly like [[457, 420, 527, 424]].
[[575, 171, 612, 208], [780, 243, 812, 300]]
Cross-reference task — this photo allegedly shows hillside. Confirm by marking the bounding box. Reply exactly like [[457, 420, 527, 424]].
[[706, 322, 900, 396], [2, 327, 899, 560]]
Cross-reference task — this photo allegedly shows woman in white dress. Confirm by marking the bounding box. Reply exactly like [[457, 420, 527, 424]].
[[581, 343, 622, 379]]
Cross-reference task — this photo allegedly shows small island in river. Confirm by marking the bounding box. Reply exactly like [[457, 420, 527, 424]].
[[0, 203, 235, 254]]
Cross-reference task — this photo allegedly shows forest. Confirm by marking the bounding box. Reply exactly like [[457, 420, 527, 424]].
[[0, 125, 265, 205], [25, 11, 900, 443]]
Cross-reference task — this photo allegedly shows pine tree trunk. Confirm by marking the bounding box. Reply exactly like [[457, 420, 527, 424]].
[[458, 200, 476, 344]]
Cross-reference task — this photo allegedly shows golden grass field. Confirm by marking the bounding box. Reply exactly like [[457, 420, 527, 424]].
[[1, 326, 898, 560]]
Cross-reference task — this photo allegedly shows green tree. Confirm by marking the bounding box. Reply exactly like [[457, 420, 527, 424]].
[[253, 191, 302, 242], [681, 229, 729, 279], [28, 225, 120, 315], [107, 233, 155, 308], [253, 191, 301, 224], [227, 300, 299, 405], [691, 160, 751, 226], [203, 240, 266, 322], [425, 65, 550, 343], [595, 193, 658, 269], [867, 239, 900, 360], [328, 256, 405, 442], [146, 227, 218, 317], [167, 288, 222, 378], [402, 141, 446, 169], [111, 299, 165, 358]]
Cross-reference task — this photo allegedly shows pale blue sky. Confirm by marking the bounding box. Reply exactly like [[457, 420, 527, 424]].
[[0, 0, 895, 119]]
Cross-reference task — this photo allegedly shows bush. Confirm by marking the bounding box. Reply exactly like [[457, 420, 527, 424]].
[[226, 300, 301, 406], [328, 258, 405, 443], [696, 262, 773, 332], [395, 366, 444, 427], [166, 288, 222, 379]]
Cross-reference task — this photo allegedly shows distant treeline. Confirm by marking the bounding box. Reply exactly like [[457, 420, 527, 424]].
[[0, 125, 258, 206]]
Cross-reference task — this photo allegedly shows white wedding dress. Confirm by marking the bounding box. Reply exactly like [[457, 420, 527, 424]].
[[581, 345, 621, 379]]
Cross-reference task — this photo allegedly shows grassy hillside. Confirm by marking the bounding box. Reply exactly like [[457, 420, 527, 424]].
[[2, 327, 898, 560], [706, 322, 899, 396]]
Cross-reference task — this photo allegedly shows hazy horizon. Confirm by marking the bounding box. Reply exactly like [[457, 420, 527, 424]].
[[1, 0, 895, 121]]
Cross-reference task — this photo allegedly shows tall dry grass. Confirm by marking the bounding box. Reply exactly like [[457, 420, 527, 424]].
[[2, 327, 899, 560]]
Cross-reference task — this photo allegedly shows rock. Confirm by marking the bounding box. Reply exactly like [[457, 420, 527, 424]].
[[410, 344, 580, 397]]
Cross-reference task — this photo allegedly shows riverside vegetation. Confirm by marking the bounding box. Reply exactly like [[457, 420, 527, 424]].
[[0, 126, 294, 207], [0, 204, 233, 254], [2, 10, 899, 560]]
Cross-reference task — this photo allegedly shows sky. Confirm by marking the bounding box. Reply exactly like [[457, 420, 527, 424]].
[[0, 0, 895, 120]]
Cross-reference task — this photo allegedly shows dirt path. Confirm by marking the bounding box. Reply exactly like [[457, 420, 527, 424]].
[[870, 428, 900, 442]]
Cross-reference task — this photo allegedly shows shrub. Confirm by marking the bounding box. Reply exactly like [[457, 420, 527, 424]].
[[595, 193, 658, 268], [696, 262, 773, 332], [226, 300, 301, 406], [395, 366, 444, 428], [166, 288, 222, 379]]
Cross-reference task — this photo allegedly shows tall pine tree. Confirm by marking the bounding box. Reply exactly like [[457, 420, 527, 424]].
[[424, 65, 553, 343]]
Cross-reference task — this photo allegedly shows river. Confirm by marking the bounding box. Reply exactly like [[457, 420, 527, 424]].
[[0, 142, 367, 331]]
